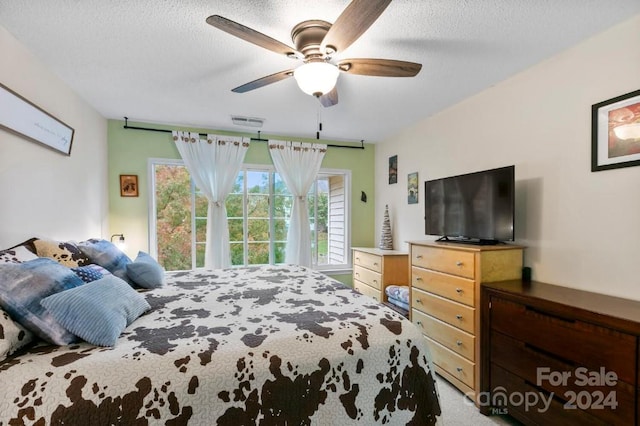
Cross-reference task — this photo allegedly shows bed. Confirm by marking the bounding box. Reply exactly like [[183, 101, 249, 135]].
[[0, 261, 441, 425]]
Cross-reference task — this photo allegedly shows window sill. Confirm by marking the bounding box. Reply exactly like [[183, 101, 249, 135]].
[[316, 267, 352, 276]]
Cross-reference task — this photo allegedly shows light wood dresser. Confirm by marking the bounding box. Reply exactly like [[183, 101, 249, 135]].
[[351, 247, 408, 303], [407, 240, 524, 401]]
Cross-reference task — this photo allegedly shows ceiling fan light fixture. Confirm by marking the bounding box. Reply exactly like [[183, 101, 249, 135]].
[[293, 62, 339, 97]]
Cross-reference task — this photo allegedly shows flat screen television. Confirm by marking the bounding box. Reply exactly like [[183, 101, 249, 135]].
[[424, 165, 515, 244]]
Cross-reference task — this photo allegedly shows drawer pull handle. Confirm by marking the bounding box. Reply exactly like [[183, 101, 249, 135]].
[[456, 340, 463, 346], [455, 288, 463, 294], [416, 255, 423, 259], [416, 321, 423, 327], [456, 314, 463, 320], [355, 273, 359, 276], [416, 299, 422, 304], [373, 279, 378, 284], [455, 261, 463, 267], [416, 277, 423, 281], [373, 262, 379, 266], [355, 257, 360, 261], [456, 367, 463, 373]]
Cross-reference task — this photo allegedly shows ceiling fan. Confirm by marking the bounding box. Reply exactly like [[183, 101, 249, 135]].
[[206, 0, 422, 107]]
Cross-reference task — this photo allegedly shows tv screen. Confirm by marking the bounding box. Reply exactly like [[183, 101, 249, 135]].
[[424, 165, 514, 243]]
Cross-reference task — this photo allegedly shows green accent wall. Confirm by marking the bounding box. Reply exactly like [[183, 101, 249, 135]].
[[107, 119, 375, 286]]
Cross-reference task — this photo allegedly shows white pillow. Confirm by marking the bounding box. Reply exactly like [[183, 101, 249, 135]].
[[0, 245, 38, 264]]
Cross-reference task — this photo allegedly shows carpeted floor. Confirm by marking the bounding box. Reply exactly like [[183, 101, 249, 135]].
[[434, 375, 521, 425]]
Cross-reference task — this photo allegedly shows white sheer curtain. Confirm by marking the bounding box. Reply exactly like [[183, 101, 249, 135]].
[[269, 140, 327, 267], [172, 131, 249, 269]]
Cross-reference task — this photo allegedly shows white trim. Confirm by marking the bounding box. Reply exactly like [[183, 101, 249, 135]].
[[147, 157, 184, 260]]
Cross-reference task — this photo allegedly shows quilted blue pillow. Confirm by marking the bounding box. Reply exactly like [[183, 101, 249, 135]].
[[77, 239, 132, 284], [41, 275, 151, 347], [0, 258, 84, 345], [126, 251, 166, 289]]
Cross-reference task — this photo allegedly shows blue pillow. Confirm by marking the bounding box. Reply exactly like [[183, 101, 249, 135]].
[[0, 258, 84, 345], [126, 251, 166, 289], [40, 275, 150, 347], [77, 239, 132, 284]]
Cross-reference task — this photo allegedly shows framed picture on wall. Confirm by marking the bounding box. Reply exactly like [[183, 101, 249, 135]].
[[408, 172, 418, 204], [592, 89, 640, 172], [0, 82, 74, 156], [120, 175, 139, 197], [389, 155, 398, 184]]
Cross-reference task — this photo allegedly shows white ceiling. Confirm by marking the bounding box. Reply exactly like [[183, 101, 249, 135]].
[[1, 1, 639, 143]]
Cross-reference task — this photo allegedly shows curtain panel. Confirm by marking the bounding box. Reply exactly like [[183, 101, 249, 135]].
[[268, 140, 327, 267], [172, 131, 249, 269]]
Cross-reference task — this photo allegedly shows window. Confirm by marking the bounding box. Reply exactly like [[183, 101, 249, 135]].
[[149, 159, 350, 272]]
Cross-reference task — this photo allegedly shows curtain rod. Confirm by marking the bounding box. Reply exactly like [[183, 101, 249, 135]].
[[122, 117, 365, 150]]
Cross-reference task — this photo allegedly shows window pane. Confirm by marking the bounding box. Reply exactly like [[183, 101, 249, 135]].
[[247, 194, 269, 218], [195, 243, 205, 268], [195, 218, 207, 242], [273, 218, 288, 241], [274, 242, 286, 264], [248, 243, 269, 265], [247, 171, 268, 194], [273, 195, 292, 217], [326, 174, 346, 265], [195, 193, 208, 218], [316, 177, 329, 265], [228, 218, 244, 242], [248, 219, 269, 241], [226, 193, 243, 218], [230, 243, 244, 266], [154, 164, 192, 271]]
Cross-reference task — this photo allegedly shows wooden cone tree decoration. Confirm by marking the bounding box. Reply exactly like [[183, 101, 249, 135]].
[[379, 204, 393, 250]]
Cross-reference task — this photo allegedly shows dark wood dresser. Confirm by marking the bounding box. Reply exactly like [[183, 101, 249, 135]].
[[481, 280, 640, 425]]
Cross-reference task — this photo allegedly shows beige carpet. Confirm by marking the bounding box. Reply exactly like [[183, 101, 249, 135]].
[[434, 374, 521, 425]]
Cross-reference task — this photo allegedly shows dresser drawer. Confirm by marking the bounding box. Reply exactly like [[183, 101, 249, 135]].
[[412, 288, 475, 334], [412, 266, 474, 306], [412, 245, 475, 279], [413, 310, 475, 361], [491, 331, 635, 425], [490, 297, 636, 385], [425, 336, 474, 389], [353, 265, 382, 290], [353, 280, 381, 302], [353, 251, 382, 273]]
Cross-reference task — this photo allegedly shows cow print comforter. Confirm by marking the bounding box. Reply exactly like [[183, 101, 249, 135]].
[[0, 265, 441, 425]]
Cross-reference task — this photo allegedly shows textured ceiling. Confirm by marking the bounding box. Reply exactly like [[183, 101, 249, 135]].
[[1, 1, 639, 143]]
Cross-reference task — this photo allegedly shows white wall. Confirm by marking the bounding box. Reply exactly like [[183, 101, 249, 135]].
[[376, 15, 640, 299], [0, 25, 108, 247]]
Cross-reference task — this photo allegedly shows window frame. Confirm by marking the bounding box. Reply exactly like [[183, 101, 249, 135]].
[[148, 159, 352, 273]]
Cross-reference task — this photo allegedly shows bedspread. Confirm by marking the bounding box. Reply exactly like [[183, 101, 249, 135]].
[[0, 265, 440, 425]]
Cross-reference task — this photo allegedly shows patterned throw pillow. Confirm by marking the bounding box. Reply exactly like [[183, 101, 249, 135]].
[[0, 308, 34, 360], [77, 239, 132, 284], [71, 264, 112, 283], [0, 258, 84, 345], [0, 246, 39, 264], [41, 276, 150, 347], [33, 239, 91, 267]]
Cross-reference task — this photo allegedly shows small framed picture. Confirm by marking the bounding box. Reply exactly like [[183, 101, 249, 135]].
[[120, 174, 139, 197], [408, 172, 418, 204], [389, 155, 398, 184], [591, 89, 640, 171]]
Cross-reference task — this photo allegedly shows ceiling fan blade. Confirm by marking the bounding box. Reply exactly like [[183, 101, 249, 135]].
[[232, 70, 294, 93], [318, 87, 339, 107], [337, 58, 422, 77], [321, 0, 392, 54], [206, 15, 300, 58]]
